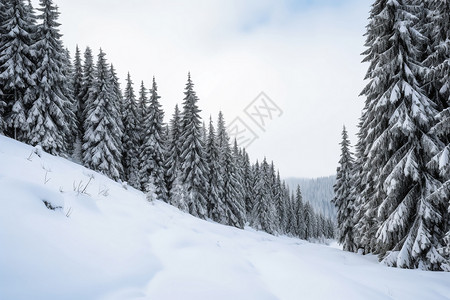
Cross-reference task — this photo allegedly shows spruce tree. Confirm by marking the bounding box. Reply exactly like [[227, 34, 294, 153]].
[[72, 45, 83, 160], [139, 77, 167, 200], [424, 1, 450, 263], [332, 126, 357, 252], [304, 201, 314, 240], [61, 48, 77, 155], [251, 158, 276, 233], [205, 116, 225, 222], [241, 148, 253, 216], [0, 0, 36, 140], [355, 0, 448, 270], [82, 49, 123, 180], [248, 160, 261, 227], [295, 185, 306, 239], [27, 0, 73, 155], [222, 133, 245, 228], [178, 73, 208, 219], [231, 139, 246, 225], [122, 73, 140, 189], [166, 104, 183, 203], [274, 171, 287, 234], [267, 162, 278, 232], [78, 46, 95, 145], [137, 81, 148, 125]]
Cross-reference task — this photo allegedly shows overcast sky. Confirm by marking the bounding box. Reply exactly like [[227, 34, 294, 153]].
[[34, 0, 372, 178]]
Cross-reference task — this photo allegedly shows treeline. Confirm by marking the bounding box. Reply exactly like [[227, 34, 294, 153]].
[[333, 0, 449, 271], [0, 0, 334, 239]]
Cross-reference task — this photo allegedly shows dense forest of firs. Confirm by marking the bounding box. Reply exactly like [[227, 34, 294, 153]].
[[0, 0, 335, 242]]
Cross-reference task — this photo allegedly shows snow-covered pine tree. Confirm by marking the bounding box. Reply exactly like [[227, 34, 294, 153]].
[[241, 148, 253, 216], [285, 191, 296, 237], [420, 0, 449, 112], [205, 116, 225, 222], [108, 64, 124, 177], [82, 49, 123, 180], [318, 214, 326, 239], [422, 0, 450, 264], [61, 48, 77, 155], [178, 73, 208, 219], [0, 0, 36, 141], [312, 210, 320, 239], [332, 126, 357, 252], [268, 162, 279, 232], [71, 45, 83, 160], [282, 181, 292, 234], [27, 0, 74, 155], [274, 171, 287, 234], [232, 139, 246, 224], [215, 111, 228, 211], [137, 81, 148, 126], [326, 218, 336, 239], [294, 185, 306, 239], [135, 81, 148, 185], [304, 201, 314, 240], [249, 160, 263, 229], [248, 160, 261, 226], [139, 77, 167, 200], [201, 120, 207, 144], [355, 0, 448, 270], [251, 158, 276, 233], [78, 46, 95, 145], [214, 113, 245, 228], [352, 0, 397, 254], [122, 73, 140, 189], [165, 104, 183, 204], [221, 133, 245, 228]]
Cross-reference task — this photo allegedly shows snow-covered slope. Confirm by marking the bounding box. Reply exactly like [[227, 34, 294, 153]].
[[1, 135, 450, 300]]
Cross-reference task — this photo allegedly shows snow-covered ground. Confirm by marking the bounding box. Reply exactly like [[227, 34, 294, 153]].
[[1, 135, 450, 300]]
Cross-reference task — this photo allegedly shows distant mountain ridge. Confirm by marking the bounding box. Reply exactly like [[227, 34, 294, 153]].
[[285, 176, 336, 221]]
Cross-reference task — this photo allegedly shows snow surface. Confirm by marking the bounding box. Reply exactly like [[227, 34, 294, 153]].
[[1, 135, 450, 300]]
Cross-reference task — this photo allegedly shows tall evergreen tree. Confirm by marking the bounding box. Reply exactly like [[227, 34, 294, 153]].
[[268, 162, 279, 232], [82, 49, 123, 180], [178, 73, 208, 219], [332, 126, 357, 252], [251, 158, 276, 233], [0, 0, 36, 140], [139, 77, 167, 200], [354, 0, 448, 270], [78, 46, 95, 145], [248, 160, 262, 227], [221, 132, 245, 228], [72, 45, 83, 160], [294, 185, 306, 239], [166, 104, 183, 202], [274, 170, 287, 234], [205, 116, 225, 222], [61, 48, 77, 154], [241, 148, 253, 217], [122, 73, 140, 189], [424, 1, 450, 262], [304, 201, 314, 240], [137, 81, 148, 125], [27, 0, 73, 155]]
